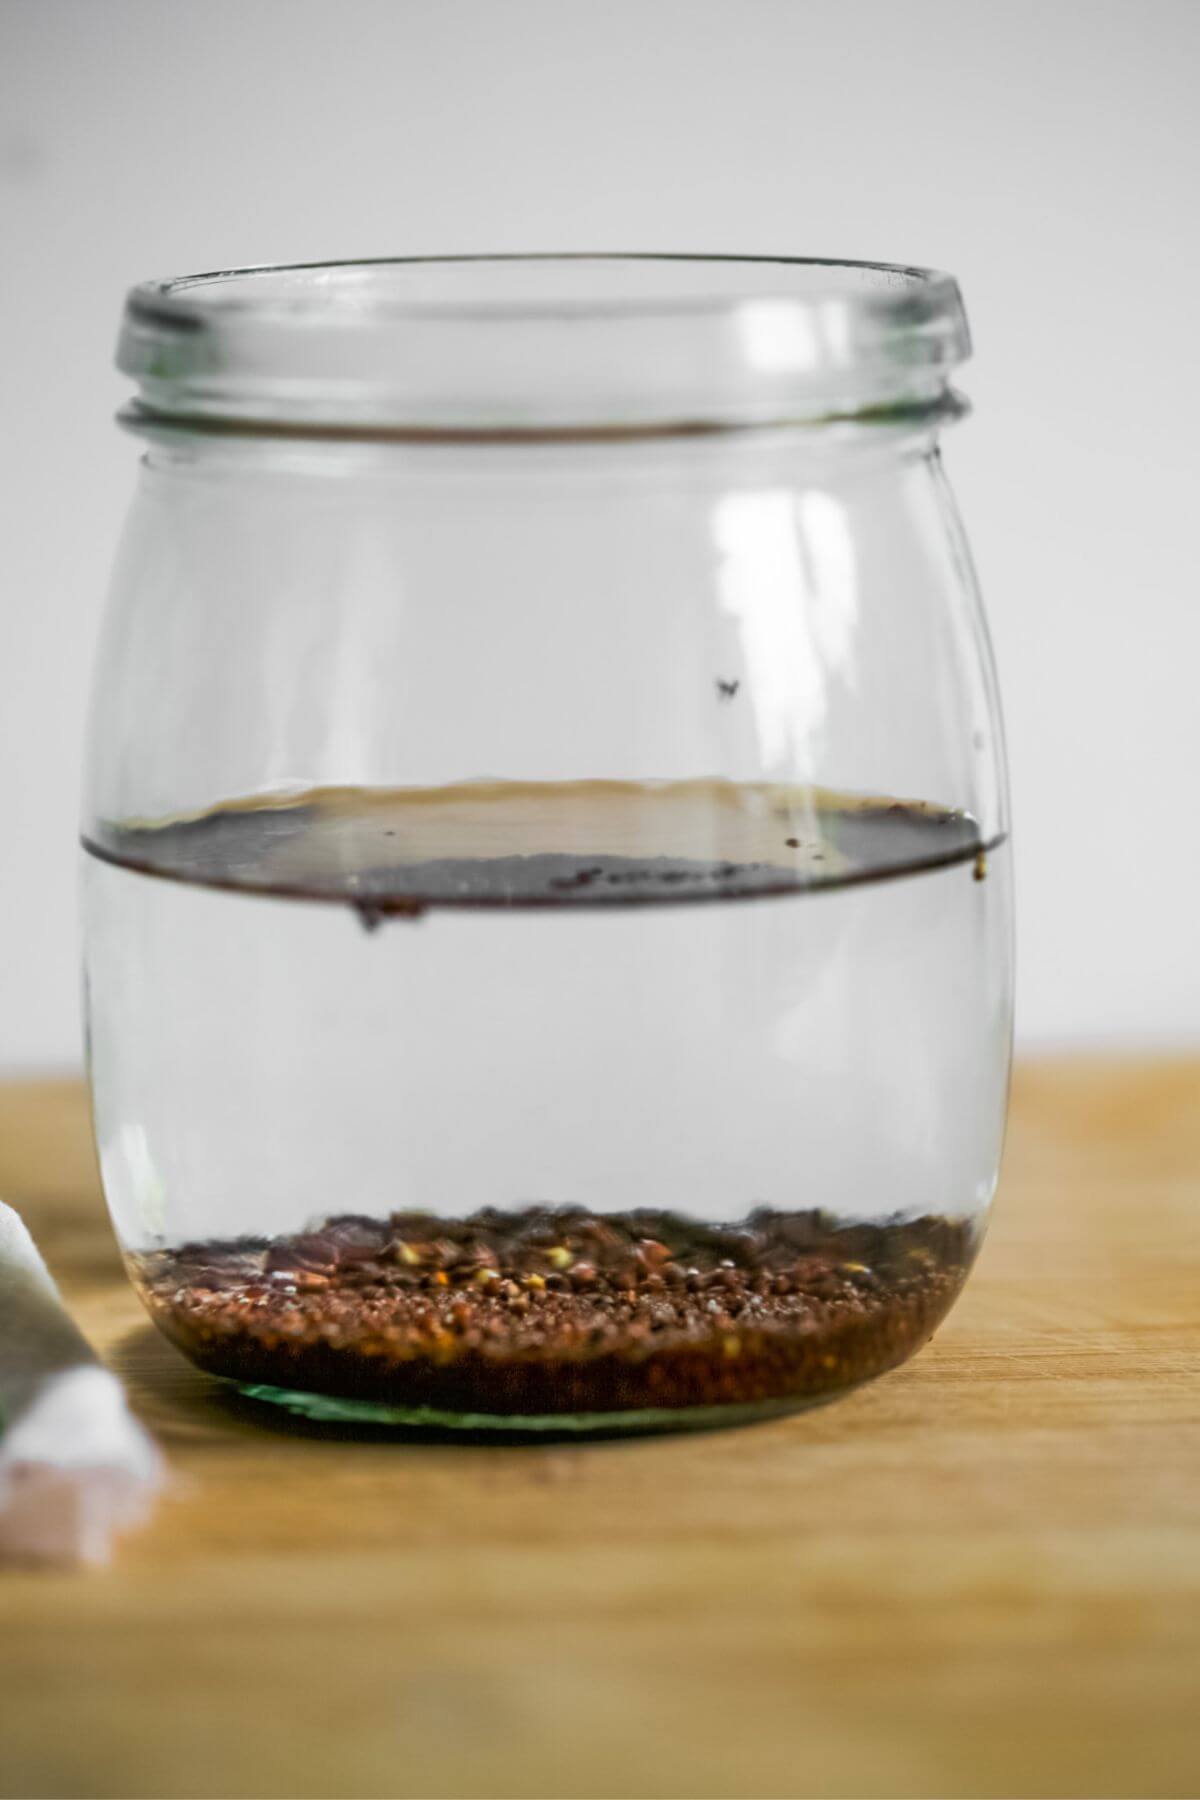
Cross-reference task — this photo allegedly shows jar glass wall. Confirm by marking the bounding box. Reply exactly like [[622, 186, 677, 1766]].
[[83, 257, 1012, 1431]]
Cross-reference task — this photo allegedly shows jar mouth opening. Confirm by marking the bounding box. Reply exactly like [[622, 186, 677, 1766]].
[[118, 253, 971, 438]]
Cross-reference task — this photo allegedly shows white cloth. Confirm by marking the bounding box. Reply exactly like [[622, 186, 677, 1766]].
[[0, 1200, 164, 1564]]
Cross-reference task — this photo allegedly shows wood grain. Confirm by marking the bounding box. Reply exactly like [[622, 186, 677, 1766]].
[[0, 1061, 1197, 1800]]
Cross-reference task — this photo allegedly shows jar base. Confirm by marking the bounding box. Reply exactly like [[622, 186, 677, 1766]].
[[235, 1380, 821, 1438], [132, 1208, 976, 1433]]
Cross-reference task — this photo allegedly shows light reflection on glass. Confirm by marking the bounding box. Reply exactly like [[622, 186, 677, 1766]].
[[712, 486, 858, 779]]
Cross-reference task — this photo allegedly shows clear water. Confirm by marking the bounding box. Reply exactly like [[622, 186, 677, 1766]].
[[82, 783, 1012, 1255]]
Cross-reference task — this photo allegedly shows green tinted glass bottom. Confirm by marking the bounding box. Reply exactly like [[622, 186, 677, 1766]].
[[238, 1381, 813, 1437]]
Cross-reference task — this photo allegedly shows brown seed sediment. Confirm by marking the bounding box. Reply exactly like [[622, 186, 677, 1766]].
[[131, 1207, 976, 1420]]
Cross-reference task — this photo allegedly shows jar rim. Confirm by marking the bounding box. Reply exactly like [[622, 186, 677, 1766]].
[[118, 253, 971, 439]]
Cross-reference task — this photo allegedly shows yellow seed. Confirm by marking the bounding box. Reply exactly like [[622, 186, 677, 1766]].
[[842, 1262, 870, 1275], [474, 1267, 499, 1286], [523, 1273, 546, 1290], [545, 1246, 574, 1270], [398, 1244, 422, 1266]]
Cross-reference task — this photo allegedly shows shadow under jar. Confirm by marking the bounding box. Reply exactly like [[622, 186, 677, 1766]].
[[83, 255, 1013, 1433]]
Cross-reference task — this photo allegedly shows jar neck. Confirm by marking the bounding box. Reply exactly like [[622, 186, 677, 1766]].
[[122, 372, 968, 448], [123, 384, 966, 466]]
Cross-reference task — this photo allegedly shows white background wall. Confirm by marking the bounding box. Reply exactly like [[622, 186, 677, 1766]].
[[2, 0, 1197, 1069]]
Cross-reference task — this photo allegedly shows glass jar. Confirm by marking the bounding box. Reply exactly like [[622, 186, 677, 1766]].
[[83, 256, 1013, 1433]]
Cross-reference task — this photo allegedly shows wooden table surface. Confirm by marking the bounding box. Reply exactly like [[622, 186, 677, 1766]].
[[0, 1061, 1197, 1800]]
